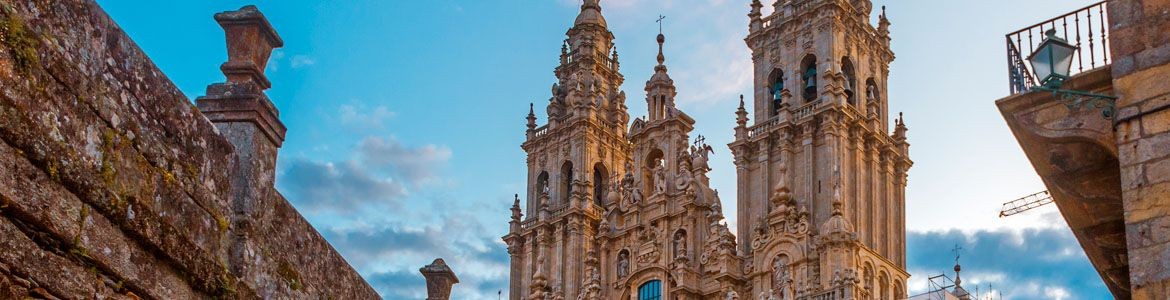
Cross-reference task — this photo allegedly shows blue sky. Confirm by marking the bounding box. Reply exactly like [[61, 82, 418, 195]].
[[96, 0, 1112, 299]]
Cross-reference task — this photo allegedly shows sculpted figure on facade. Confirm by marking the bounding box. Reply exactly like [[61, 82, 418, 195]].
[[724, 289, 739, 300], [617, 251, 630, 278], [653, 163, 667, 195], [674, 158, 695, 197], [673, 231, 687, 259]]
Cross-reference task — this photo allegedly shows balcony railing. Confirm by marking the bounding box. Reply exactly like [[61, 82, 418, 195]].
[[1006, 1, 1110, 95]]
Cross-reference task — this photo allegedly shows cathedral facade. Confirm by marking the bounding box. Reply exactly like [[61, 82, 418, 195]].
[[502, 0, 911, 299]]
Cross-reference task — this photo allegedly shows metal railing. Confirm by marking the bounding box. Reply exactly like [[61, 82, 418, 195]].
[[1006, 1, 1110, 94]]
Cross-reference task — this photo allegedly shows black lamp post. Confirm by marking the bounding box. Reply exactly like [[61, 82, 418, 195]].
[[1028, 30, 1117, 119]]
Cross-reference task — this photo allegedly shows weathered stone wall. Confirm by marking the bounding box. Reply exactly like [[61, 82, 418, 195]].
[[1109, 0, 1170, 299], [0, 1, 376, 299]]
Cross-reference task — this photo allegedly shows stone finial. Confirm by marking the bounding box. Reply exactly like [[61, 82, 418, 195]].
[[893, 112, 908, 140], [215, 5, 284, 90], [527, 103, 537, 131], [735, 95, 749, 127], [420, 258, 459, 300]]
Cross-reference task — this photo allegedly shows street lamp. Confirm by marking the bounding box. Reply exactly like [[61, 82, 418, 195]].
[[1028, 30, 1076, 88], [1027, 29, 1117, 119]]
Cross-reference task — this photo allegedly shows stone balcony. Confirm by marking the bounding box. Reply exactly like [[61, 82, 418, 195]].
[[996, 66, 1130, 296]]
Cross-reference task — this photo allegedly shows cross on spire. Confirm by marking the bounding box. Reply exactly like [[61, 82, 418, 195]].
[[657, 15, 666, 34], [951, 244, 963, 263]]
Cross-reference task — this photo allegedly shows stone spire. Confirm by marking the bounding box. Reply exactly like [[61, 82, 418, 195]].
[[952, 263, 970, 300], [893, 112, 908, 140], [878, 6, 892, 47], [656, 33, 666, 67], [510, 194, 523, 232], [527, 103, 537, 131], [820, 166, 854, 234], [420, 258, 460, 300], [645, 31, 677, 122], [736, 95, 749, 127]]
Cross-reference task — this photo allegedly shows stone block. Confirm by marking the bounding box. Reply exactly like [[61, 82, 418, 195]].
[[1128, 241, 1170, 288], [1135, 131, 1170, 164], [1146, 156, 1170, 185], [1109, 0, 1144, 31], [1132, 278, 1170, 300], [1117, 118, 1144, 144], [1123, 163, 1147, 190], [1124, 181, 1170, 223], [1113, 60, 1170, 106], [1141, 106, 1170, 135], [1127, 216, 1170, 249]]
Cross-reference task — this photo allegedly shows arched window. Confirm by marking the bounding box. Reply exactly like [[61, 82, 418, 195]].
[[638, 280, 662, 300], [842, 57, 857, 106], [894, 280, 905, 300], [593, 163, 608, 207], [878, 272, 890, 300], [769, 69, 785, 117], [801, 55, 818, 101], [561, 161, 574, 206]]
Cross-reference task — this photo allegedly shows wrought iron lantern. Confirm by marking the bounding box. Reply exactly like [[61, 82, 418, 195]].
[[1028, 29, 1116, 119], [1028, 30, 1077, 88]]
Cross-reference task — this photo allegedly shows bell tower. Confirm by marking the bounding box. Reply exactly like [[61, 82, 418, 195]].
[[730, 0, 912, 299], [504, 0, 632, 299]]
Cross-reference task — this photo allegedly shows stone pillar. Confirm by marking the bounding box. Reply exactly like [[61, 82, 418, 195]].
[[420, 259, 460, 300], [195, 5, 285, 278], [1108, 0, 1170, 298]]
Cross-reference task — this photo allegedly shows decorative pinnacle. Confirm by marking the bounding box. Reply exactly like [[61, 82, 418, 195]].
[[831, 164, 843, 216], [656, 15, 666, 66], [526, 103, 537, 130], [735, 95, 748, 127]]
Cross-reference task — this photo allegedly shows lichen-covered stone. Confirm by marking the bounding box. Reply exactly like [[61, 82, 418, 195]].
[[0, 1, 376, 299]]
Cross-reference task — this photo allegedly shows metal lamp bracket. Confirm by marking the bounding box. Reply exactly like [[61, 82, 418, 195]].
[[1032, 86, 1118, 119]]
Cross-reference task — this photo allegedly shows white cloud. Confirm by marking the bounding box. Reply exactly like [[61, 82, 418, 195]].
[[291, 55, 316, 68], [338, 103, 397, 129]]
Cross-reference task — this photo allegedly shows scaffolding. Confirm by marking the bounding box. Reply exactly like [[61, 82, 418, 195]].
[[998, 190, 1054, 217]]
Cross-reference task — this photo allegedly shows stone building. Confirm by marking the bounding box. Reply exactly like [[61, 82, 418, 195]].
[[0, 2, 377, 299], [997, 0, 1170, 298], [502, 0, 911, 299]]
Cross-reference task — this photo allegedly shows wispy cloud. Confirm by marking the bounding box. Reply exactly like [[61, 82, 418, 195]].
[[278, 136, 450, 214], [337, 103, 397, 129], [357, 136, 452, 185], [291, 55, 317, 68], [280, 159, 407, 213]]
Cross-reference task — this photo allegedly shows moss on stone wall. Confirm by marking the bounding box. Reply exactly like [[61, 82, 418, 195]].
[[0, 5, 39, 75]]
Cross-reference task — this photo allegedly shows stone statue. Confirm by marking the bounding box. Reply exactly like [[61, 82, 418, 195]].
[[674, 160, 694, 196], [673, 231, 687, 259], [653, 164, 667, 195], [724, 289, 739, 300], [606, 183, 621, 207], [617, 251, 630, 278], [772, 255, 790, 295]]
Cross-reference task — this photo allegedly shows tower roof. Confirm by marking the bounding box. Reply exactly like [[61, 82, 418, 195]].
[[574, 0, 607, 27]]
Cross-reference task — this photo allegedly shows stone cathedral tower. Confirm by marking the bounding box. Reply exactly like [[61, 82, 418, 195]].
[[729, 0, 911, 299], [504, 0, 911, 299]]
